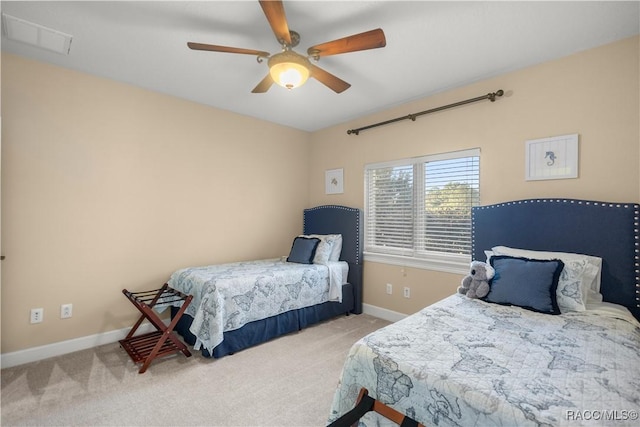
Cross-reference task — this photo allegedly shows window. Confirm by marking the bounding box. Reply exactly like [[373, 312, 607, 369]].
[[364, 148, 480, 274]]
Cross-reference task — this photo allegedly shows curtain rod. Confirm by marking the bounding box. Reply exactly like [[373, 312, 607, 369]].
[[347, 89, 504, 135]]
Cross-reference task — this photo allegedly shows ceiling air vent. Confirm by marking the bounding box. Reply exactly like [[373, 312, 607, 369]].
[[2, 13, 72, 55]]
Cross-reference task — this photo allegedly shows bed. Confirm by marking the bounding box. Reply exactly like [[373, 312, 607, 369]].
[[168, 205, 363, 358], [328, 198, 640, 426]]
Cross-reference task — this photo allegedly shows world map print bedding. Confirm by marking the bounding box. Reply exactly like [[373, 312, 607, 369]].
[[167, 259, 344, 354], [328, 294, 640, 426]]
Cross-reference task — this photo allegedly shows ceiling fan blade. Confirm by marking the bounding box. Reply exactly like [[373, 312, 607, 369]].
[[259, 0, 291, 45], [251, 74, 274, 93], [307, 28, 386, 58], [188, 42, 270, 57], [309, 64, 351, 93]]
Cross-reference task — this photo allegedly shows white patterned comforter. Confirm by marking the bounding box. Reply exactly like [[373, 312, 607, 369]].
[[328, 294, 640, 426], [167, 259, 346, 353]]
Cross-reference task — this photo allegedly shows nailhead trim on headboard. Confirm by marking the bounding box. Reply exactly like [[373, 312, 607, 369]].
[[635, 204, 639, 308], [472, 198, 640, 309]]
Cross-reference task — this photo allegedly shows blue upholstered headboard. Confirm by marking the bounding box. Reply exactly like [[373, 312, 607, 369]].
[[472, 199, 640, 321], [303, 205, 363, 314]]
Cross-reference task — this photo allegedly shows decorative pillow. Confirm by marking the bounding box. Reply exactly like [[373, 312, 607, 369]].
[[300, 234, 343, 264], [555, 259, 600, 312], [492, 246, 602, 310], [485, 255, 564, 315], [287, 237, 321, 264]]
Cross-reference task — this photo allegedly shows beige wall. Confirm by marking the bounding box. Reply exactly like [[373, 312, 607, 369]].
[[2, 35, 638, 354], [1, 54, 311, 353], [308, 36, 640, 315]]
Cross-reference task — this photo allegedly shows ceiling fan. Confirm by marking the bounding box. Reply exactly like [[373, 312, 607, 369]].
[[187, 0, 386, 94]]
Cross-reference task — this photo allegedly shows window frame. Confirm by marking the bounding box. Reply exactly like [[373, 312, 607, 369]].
[[363, 148, 480, 275]]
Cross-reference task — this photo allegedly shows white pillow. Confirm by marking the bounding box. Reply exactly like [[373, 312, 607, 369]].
[[484, 250, 494, 262], [300, 234, 342, 264], [328, 234, 343, 261], [491, 246, 602, 313]]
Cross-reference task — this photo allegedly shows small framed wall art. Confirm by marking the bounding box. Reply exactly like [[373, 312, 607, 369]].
[[525, 134, 579, 181], [325, 168, 344, 194]]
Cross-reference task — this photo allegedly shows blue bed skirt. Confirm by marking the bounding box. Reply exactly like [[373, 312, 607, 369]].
[[171, 282, 356, 358]]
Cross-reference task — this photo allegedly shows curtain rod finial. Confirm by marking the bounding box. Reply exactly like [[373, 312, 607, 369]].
[[489, 89, 504, 102]]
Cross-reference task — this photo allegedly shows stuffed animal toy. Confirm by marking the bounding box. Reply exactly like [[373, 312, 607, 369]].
[[458, 260, 495, 299]]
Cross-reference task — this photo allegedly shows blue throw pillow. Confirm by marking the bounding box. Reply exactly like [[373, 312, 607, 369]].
[[287, 236, 321, 264], [485, 255, 564, 315]]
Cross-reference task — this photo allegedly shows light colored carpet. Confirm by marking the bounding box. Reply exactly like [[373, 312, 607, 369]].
[[1, 313, 390, 426]]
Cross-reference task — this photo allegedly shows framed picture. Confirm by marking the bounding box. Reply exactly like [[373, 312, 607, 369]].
[[325, 168, 344, 194], [525, 134, 579, 181]]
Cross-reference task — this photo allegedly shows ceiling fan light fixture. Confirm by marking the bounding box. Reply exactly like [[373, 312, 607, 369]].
[[268, 50, 311, 90]]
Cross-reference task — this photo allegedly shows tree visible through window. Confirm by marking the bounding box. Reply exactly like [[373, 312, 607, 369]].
[[365, 149, 479, 270]]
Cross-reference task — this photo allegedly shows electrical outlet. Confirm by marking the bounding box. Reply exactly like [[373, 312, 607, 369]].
[[61, 303, 72, 319], [30, 308, 44, 324], [386, 283, 393, 295], [403, 287, 411, 298]]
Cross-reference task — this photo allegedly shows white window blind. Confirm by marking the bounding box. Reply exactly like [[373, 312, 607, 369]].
[[364, 148, 480, 272]]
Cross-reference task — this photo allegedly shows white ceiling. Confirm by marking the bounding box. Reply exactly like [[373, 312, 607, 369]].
[[1, 1, 639, 132]]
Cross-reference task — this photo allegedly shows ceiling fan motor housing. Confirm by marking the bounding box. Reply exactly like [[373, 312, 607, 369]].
[[286, 30, 300, 48]]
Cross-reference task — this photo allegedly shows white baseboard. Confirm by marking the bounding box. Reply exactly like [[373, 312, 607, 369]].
[[362, 303, 407, 323], [2, 306, 403, 369], [0, 323, 158, 369]]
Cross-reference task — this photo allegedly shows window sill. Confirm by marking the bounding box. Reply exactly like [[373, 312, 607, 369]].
[[364, 252, 470, 275]]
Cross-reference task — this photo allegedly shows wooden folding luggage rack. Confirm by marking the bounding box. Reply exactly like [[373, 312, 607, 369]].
[[328, 388, 424, 427], [119, 284, 193, 374]]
